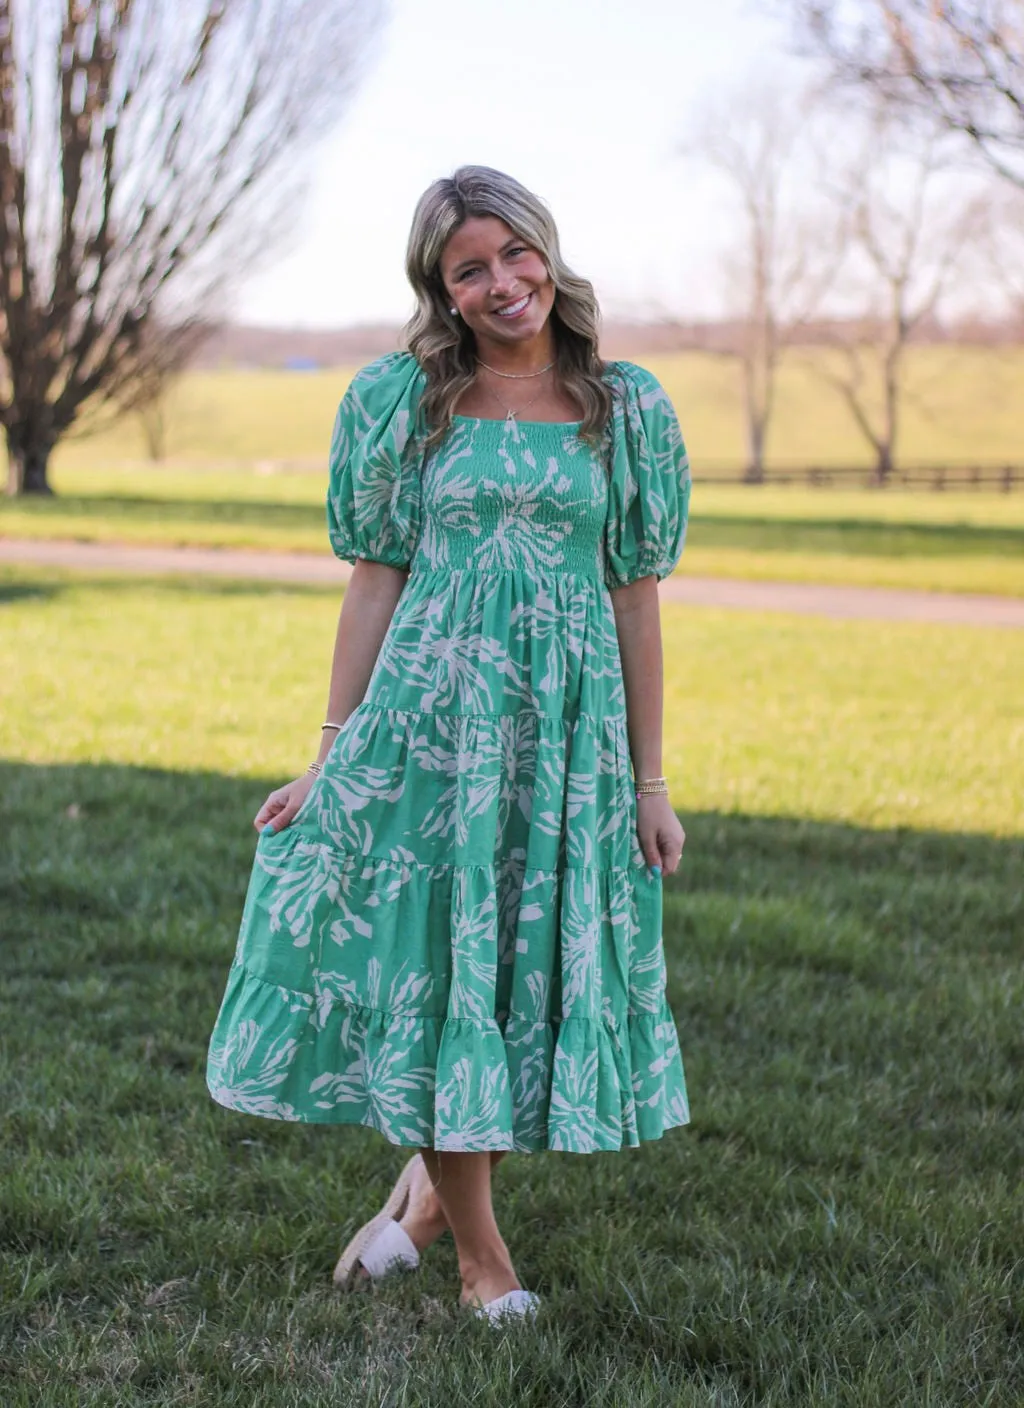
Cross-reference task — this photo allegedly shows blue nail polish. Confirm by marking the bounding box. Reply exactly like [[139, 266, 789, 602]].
[[650, 864, 661, 878], [262, 823, 275, 835]]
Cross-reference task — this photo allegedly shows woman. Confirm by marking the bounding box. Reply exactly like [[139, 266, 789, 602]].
[[206, 166, 691, 1323]]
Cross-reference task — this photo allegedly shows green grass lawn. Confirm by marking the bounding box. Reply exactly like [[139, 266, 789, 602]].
[[1, 566, 1022, 1405], [3, 465, 1023, 597], [3, 346, 1024, 597]]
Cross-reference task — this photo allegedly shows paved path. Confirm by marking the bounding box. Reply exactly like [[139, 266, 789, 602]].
[[2, 536, 1022, 628]]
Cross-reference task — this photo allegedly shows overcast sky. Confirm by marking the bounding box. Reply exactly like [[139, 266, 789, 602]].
[[237, 0, 812, 329]]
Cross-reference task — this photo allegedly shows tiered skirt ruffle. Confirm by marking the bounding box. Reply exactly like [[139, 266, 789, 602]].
[[206, 569, 689, 1152]]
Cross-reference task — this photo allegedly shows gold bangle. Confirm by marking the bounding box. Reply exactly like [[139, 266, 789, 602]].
[[635, 776, 669, 796], [321, 722, 343, 731], [306, 761, 323, 777]]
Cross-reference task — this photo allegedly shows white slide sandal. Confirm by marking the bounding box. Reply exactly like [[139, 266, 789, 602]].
[[333, 1154, 422, 1288], [473, 1289, 541, 1324], [355, 1219, 420, 1280]]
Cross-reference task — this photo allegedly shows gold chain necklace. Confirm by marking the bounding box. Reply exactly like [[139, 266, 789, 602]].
[[476, 358, 555, 379]]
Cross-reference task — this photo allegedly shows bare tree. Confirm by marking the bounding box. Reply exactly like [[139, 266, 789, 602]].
[[790, 1, 1024, 187], [0, 0, 383, 496], [977, 183, 1024, 306], [115, 318, 212, 461], [680, 84, 843, 482], [809, 117, 987, 481], [129, 376, 171, 463]]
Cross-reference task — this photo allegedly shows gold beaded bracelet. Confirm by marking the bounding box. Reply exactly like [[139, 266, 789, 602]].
[[635, 776, 669, 797], [308, 724, 343, 778]]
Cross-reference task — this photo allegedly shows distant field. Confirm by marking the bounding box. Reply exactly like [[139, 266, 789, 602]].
[[27, 343, 1024, 475], [648, 346, 1024, 478]]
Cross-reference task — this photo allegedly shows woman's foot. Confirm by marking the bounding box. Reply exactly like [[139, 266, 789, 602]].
[[457, 1252, 522, 1310], [397, 1154, 449, 1253], [353, 1154, 449, 1282], [413, 1148, 524, 1313]]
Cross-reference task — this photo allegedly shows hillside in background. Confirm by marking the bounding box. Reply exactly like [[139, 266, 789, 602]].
[[193, 320, 718, 367], [195, 317, 1024, 369]]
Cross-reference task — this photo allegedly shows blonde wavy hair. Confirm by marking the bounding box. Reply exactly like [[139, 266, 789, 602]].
[[403, 166, 614, 450]]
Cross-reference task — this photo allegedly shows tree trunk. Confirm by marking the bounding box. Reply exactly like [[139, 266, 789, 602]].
[[744, 416, 767, 484], [878, 343, 901, 487], [741, 352, 770, 485], [873, 442, 894, 486], [5, 424, 56, 496], [139, 400, 167, 462], [875, 341, 901, 487]]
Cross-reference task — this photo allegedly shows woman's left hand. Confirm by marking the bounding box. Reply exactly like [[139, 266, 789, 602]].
[[636, 794, 686, 876]]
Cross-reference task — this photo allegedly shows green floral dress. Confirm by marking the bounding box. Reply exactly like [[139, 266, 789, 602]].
[[206, 351, 692, 1153]]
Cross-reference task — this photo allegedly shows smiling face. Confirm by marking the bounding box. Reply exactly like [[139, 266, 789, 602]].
[[439, 215, 556, 359]]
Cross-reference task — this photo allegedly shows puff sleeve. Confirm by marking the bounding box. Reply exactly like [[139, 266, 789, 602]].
[[326, 351, 426, 568], [603, 362, 691, 590]]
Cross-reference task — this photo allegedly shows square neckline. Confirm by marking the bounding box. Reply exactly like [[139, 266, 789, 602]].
[[451, 414, 583, 428]]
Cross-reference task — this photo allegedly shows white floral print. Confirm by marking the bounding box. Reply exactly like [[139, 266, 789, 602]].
[[207, 352, 692, 1152]]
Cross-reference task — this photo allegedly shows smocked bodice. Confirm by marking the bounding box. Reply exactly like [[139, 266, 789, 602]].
[[412, 417, 609, 581]]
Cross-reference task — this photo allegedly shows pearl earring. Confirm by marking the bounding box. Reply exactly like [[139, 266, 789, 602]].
[[449, 306, 458, 317]]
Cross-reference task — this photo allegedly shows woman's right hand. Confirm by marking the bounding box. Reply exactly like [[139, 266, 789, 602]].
[[254, 773, 315, 835]]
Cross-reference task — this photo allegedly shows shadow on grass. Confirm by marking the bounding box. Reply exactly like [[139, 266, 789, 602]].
[[689, 513, 1024, 559], [2, 760, 1022, 1404], [0, 581, 61, 605], [4, 492, 1024, 559], [0, 564, 341, 602], [3, 759, 1019, 952], [0, 492, 324, 532]]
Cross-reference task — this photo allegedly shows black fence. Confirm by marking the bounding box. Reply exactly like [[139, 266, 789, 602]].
[[698, 465, 1022, 491]]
